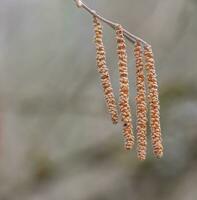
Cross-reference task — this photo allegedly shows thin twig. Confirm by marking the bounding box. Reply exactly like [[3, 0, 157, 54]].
[[73, 0, 150, 47]]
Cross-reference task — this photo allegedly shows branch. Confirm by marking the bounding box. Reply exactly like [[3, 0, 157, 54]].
[[74, 0, 150, 47]]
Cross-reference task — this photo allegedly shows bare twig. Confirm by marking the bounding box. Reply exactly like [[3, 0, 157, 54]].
[[73, 0, 150, 47]]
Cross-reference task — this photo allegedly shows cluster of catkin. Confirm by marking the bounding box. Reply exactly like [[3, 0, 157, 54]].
[[92, 16, 163, 159]]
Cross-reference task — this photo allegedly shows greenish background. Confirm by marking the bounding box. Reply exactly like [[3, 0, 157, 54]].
[[0, 0, 197, 199]]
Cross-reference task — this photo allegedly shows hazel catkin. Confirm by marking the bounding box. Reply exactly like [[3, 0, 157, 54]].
[[134, 41, 147, 160], [116, 25, 134, 150], [144, 45, 163, 158], [93, 16, 118, 124]]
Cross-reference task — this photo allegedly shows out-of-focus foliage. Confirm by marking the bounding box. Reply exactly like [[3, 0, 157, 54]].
[[0, 0, 197, 199]]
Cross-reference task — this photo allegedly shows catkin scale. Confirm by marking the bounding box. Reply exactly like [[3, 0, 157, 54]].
[[134, 41, 147, 160], [144, 45, 163, 158], [93, 16, 119, 124], [116, 25, 134, 150]]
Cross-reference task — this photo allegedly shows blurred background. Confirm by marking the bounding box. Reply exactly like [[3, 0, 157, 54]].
[[0, 0, 197, 199]]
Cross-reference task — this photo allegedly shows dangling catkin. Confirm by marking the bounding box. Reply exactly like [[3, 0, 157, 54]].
[[93, 16, 118, 124], [144, 45, 163, 158], [116, 25, 134, 150], [134, 41, 147, 160]]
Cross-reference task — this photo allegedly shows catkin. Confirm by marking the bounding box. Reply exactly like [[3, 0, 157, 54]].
[[116, 25, 134, 150], [144, 45, 163, 158], [93, 16, 118, 124], [134, 41, 147, 160]]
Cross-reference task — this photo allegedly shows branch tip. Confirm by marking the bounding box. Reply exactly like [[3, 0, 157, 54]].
[[75, 0, 82, 8]]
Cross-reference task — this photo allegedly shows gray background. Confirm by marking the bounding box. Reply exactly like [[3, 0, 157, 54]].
[[0, 0, 197, 199]]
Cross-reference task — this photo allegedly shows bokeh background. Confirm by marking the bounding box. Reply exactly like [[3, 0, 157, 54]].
[[0, 0, 197, 199]]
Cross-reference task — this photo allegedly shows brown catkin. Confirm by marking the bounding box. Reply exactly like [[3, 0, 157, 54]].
[[116, 25, 134, 150], [134, 41, 147, 160], [93, 16, 118, 124], [144, 45, 163, 158]]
